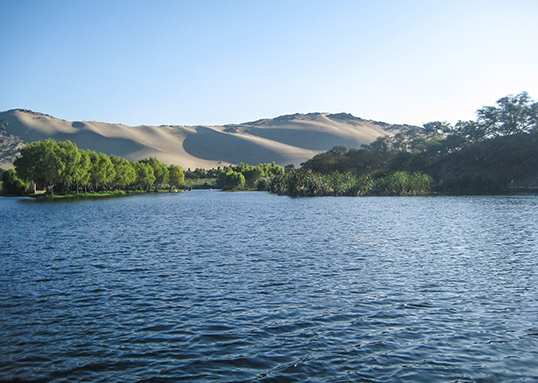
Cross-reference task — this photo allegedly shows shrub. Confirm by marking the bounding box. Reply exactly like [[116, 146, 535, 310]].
[[2, 169, 29, 195]]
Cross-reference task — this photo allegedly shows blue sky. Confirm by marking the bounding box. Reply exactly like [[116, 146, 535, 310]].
[[1, 0, 537, 127]]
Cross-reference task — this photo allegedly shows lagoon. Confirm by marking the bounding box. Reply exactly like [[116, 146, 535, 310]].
[[1, 192, 538, 381]]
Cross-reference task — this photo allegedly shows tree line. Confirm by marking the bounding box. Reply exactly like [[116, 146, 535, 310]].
[[3, 92, 536, 197], [179, 163, 286, 191], [294, 92, 538, 195], [4, 139, 184, 195], [216, 162, 285, 190], [303, 92, 538, 174]]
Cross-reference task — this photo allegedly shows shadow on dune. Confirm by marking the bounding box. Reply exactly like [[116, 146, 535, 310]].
[[53, 131, 149, 158], [247, 128, 361, 150], [183, 126, 295, 165]]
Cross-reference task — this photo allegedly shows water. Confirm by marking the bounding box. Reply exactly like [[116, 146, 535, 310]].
[[1, 192, 537, 382]]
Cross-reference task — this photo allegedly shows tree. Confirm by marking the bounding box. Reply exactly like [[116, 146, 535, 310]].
[[72, 149, 91, 193], [284, 164, 295, 172], [242, 166, 263, 187], [422, 121, 453, 136], [168, 164, 185, 190], [259, 162, 285, 177], [140, 157, 169, 190], [11, 138, 191, 194], [88, 152, 115, 191], [57, 140, 83, 193], [216, 169, 245, 190], [454, 120, 488, 142], [133, 161, 156, 191], [14, 139, 65, 194], [477, 92, 538, 136], [1, 169, 28, 195], [110, 156, 136, 190]]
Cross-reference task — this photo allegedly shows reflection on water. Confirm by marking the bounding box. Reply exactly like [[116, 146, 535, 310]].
[[1, 193, 538, 382]]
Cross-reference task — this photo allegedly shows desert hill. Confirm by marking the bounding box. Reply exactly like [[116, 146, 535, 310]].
[[0, 109, 412, 169]]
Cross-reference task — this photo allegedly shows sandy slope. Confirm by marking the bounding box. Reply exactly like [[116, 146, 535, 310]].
[[0, 109, 407, 169]]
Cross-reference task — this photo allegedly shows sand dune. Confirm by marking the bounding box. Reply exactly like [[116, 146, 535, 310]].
[[0, 109, 411, 169]]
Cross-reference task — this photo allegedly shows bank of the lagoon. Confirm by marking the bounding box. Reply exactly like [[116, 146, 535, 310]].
[[25, 189, 186, 200], [1, 192, 537, 382]]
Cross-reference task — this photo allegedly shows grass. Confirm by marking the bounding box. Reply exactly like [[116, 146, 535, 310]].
[[29, 190, 127, 199], [28, 189, 187, 199]]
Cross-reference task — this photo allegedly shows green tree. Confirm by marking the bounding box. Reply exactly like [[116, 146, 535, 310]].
[[110, 156, 136, 190], [168, 164, 185, 190], [422, 121, 453, 136], [57, 140, 83, 193], [216, 168, 245, 190], [14, 139, 64, 194], [477, 92, 538, 136], [72, 149, 91, 193], [261, 162, 285, 177], [284, 164, 295, 172], [243, 166, 263, 187], [453, 120, 487, 142], [88, 152, 115, 191], [140, 157, 169, 190], [1, 169, 28, 195], [133, 161, 156, 191]]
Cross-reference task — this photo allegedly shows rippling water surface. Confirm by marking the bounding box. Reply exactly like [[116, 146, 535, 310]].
[[1, 192, 538, 382]]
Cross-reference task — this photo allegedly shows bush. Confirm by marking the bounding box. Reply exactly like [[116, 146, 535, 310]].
[[216, 169, 246, 190], [374, 171, 433, 195], [2, 169, 28, 195], [439, 174, 509, 194]]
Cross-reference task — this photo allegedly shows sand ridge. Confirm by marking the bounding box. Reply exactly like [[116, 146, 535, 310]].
[[0, 109, 410, 169]]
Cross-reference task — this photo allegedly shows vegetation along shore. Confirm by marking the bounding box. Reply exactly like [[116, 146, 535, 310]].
[[1, 92, 537, 198]]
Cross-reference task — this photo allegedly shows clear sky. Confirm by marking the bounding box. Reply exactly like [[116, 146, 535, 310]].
[[1, 0, 537, 127]]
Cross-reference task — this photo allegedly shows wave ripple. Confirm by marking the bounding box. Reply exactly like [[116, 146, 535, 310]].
[[1, 193, 538, 381]]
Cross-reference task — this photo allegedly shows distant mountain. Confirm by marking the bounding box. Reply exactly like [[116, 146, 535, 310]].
[[0, 109, 413, 169]]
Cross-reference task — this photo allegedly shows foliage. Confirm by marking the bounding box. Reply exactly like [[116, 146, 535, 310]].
[[143, 162, 285, 191], [438, 174, 509, 194], [10, 92, 535, 197], [168, 164, 185, 190], [140, 157, 169, 190], [71, 149, 91, 192], [302, 145, 397, 174], [297, 92, 538, 195], [133, 161, 156, 191], [1, 168, 28, 195], [429, 133, 538, 187], [214, 162, 285, 191], [268, 169, 431, 197], [14, 139, 65, 194], [183, 177, 216, 189], [89, 151, 115, 191], [216, 168, 246, 190], [373, 171, 433, 196], [110, 155, 136, 190], [13, 139, 184, 194], [185, 168, 220, 179], [477, 92, 538, 136]]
